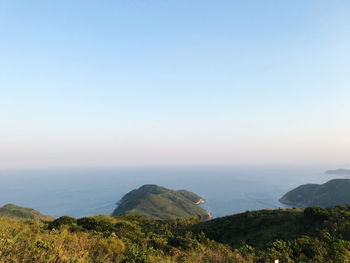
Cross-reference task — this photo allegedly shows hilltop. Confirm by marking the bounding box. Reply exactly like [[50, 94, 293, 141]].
[[279, 179, 350, 208], [112, 184, 211, 220], [0, 203, 54, 221]]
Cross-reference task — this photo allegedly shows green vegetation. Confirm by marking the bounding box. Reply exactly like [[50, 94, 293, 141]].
[[176, 189, 203, 203], [0, 203, 54, 221], [279, 179, 350, 208], [0, 214, 239, 263], [2, 206, 350, 262], [112, 184, 211, 220], [326, 169, 350, 175], [192, 206, 350, 262]]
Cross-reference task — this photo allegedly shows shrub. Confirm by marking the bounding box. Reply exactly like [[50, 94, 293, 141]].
[[48, 216, 77, 230], [304, 207, 329, 221], [94, 237, 125, 257]]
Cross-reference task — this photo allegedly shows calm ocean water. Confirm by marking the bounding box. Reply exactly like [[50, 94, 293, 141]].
[[0, 165, 345, 218]]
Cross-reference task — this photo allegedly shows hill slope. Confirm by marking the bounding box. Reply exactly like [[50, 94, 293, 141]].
[[279, 179, 350, 208], [191, 208, 308, 249], [2, 206, 350, 262], [0, 204, 54, 221], [112, 184, 211, 220]]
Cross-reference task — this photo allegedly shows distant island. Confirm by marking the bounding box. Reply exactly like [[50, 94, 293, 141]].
[[279, 179, 350, 208], [325, 169, 350, 175], [0, 203, 54, 221], [112, 184, 212, 220]]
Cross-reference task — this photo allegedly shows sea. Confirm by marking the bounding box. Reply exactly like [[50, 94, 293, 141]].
[[0, 165, 346, 218]]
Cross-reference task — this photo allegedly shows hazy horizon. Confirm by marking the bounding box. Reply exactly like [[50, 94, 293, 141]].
[[1, 1, 350, 169]]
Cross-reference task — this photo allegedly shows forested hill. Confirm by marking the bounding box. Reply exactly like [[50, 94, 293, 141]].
[[0, 203, 54, 221], [112, 184, 211, 220], [279, 179, 350, 208]]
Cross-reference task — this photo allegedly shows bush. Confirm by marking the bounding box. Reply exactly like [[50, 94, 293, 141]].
[[94, 237, 125, 257], [304, 207, 329, 221], [77, 216, 114, 232], [49, 216, 77, 230]]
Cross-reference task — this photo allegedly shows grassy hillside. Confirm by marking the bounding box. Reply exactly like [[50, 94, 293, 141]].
[[1, 206, 350, 262], [0, 214, 239, 263], [112, 184, 210, 220], [280, 179, 350, 208], [176, 189, 203, 203], [0, 204, 54, 221], [190, 206, 350, 262], [191, 209, 306, 249]]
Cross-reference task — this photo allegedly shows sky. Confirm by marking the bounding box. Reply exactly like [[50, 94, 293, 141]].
[[0, 0, 350, 169]]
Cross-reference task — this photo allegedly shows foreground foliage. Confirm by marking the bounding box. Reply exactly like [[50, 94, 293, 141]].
[[1, 206, 350, 262]]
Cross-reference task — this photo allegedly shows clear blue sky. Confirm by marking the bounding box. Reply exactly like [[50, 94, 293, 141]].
[[1, 1, 350, 168]]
